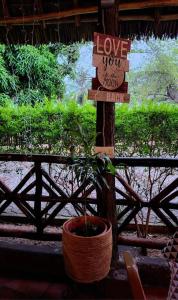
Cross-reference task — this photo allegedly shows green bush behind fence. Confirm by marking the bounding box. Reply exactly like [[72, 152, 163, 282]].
[[0, 99, 177, 157]]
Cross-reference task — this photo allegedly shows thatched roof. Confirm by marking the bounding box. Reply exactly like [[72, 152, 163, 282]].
[[0, 0, 177, 44]]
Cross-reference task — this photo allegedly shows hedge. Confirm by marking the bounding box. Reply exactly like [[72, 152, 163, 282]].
[[0, 99, 177, 157]]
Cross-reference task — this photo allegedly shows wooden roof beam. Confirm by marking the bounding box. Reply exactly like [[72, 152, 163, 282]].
[[0, 0, 177, 25], [0, 14, 177, 27], [2, 0, 9, 18]]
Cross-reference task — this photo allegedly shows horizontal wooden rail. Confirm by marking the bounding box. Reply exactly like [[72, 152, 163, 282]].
[[0, 153, 178, 167], [2, 14, 178, 27], [118, 235, 167, 249], [0, 223, 169, 248]]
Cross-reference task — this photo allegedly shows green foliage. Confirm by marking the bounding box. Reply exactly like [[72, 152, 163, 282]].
[[128, 39, 178, 102], [71, 154, 115, 190], [0, 43, 80, 104], [115, 102, 178, 156], [0, 98, 177, 157]]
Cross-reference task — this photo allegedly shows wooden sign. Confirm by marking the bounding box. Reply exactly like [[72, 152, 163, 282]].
[[93, 32, 131, 59], [88, 32, 131, 103], [93, 54, 129, 90], [92, 78, 128, 93], [95, 146, 114, 158], [88, 89, 130, 103], [93, 55, 129, 72]]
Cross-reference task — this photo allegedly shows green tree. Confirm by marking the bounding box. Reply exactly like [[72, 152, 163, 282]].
[[0, 43, 79, 105], [128, 39, 178, 103]]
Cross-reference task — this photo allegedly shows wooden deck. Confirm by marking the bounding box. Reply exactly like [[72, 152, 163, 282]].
[[0, 240, 170, 300]]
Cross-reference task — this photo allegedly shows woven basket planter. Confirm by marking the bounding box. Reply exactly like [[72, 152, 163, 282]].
[[62, 216, 112, 283]]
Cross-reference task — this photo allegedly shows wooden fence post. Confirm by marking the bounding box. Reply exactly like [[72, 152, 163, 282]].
[[35, 162, 43, 235]]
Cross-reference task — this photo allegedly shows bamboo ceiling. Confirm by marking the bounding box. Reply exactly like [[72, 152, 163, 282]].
[[0, 0, 177, 44]]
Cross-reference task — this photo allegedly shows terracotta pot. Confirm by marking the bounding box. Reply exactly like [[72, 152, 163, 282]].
[[62, 216, 112, 283]]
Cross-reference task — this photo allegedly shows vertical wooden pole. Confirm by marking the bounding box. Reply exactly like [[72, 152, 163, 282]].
[[35, 162, 43, 236], [96, 1, 119, 257]]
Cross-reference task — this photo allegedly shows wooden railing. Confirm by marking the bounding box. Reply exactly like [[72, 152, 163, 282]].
[[0, 154, 177, 240]]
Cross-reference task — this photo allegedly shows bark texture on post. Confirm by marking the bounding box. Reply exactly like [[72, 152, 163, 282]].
[[96, 0, 119, 257]]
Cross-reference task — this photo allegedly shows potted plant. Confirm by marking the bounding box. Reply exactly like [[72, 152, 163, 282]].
[[62, 154, 115, 283]]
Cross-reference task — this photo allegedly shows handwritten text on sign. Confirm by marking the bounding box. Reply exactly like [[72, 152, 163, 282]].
[[88, 89, 130, 103], [93, 32, 131, 91], [94, 32, 131, 58]]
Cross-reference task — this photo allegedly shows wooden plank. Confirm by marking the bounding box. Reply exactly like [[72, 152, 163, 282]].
[[123, 252, 147, 300], [88, 89, 130, 103], [95, 146, 114, 158], [93, 54, 129, 71], [119, 235, 167, 249], [0, 1, 177, 25]]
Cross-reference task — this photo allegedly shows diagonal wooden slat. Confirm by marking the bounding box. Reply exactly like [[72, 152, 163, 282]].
[[0, 194, 5, 202], [117, 206, 131, 220], [162, 208, 178, 226], [0, 189, 6, 200], [12, 199, 35, 222], [13, 166, 35, 193], [42, 180, 60, 198], [41, 201, 57, 217], [20, 200, 35, 217], [152, 207, 175, 229], [116, 172, 144, 203], [0, 179, 11, 193], [42, 203, 66, 228], [72, 203, 85, 215], [79, 184, 96, 200], [115, 187, 134, 202], [42, 169, 68, 199], [0, 199, 12, 214], [151, 177, 178, 204], [85, 204, 97, 216], [20, 180, 36, 195], [160, 190, 178, 205], [118, 207, 141, 234], [70, 178, 91, 199]]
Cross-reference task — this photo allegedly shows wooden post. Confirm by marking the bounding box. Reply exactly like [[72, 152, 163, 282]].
[[34, 162, 43, 235], [96, 0, 119, 256]]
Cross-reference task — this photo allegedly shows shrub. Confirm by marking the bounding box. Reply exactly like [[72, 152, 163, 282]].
[[0, 99, 177, 157]]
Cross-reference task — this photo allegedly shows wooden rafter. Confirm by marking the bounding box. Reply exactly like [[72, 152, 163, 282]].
[[0, 0, 177, 25], [1, 0, 9, 18], [74, 0, 80, 27], [2, 14, 177, 27]]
